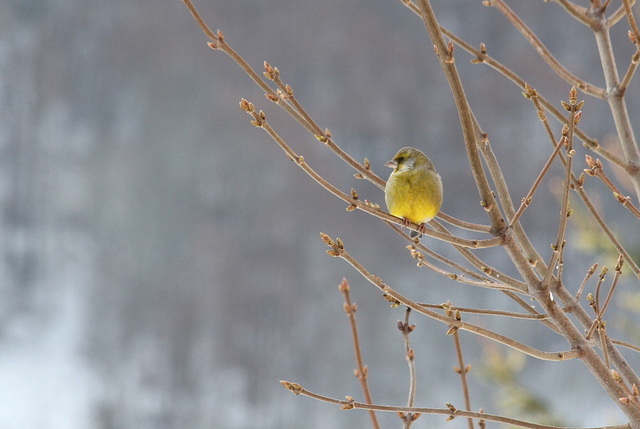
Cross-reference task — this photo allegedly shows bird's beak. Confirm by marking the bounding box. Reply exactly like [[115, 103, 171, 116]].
[[384, 160, 397, 169]]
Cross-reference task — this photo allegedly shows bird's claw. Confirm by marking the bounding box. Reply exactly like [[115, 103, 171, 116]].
[[401, 218, 425, 239], [417, 223, 426, 238]]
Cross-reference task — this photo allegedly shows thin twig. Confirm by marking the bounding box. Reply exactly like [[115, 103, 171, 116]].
[[321, 232, 579, 361], [485, 0, 605, 98], [446, 306, 474, 429], [591, 2, 640, 203], [339, 279, 380, 429], [416, 0, 505, 230], [280, 380, 631, 429], [264, 62, 387, 190], [586, 256, 623, 369], [524, 93, 640, 279], [542, 88, 581, 288], [553, 285, 640, 393], [453, 33, 625, 168], [612, 339, 640, 353], [612, 370, 640, 409], [609, 0, 638, 27], [573, 184, 640, 278], [420, 220, 528, 292], [576, 263, 598, 300], [239, 99, 500, 249], [598, 255, 624, 319], [384, 222, 503, 284], [619, 50, 640, 93], [623, 0, 640, 49], [548, 0, 594, 27], [399, 0, 628, 172], [398, 309, 419, 428], [509, 131, 565, 228], [183, 0, 387, 190], [437, 212, 493, 233], [584, 155, 640, 218], [405, 241, 524, 293], [419, 303, 548, 320]]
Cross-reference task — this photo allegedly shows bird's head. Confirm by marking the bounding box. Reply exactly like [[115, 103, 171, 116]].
[[385, 147, 434, 173]]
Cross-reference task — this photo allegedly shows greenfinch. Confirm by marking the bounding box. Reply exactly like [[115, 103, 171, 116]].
[[384, 147, 443, 237]]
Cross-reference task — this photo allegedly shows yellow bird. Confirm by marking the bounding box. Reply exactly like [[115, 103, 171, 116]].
[[384, 147, 443, 237]]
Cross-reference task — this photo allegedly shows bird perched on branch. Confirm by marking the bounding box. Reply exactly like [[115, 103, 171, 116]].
[[384, 147, 443, 237]]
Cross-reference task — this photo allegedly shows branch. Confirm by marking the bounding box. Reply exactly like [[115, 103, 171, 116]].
[[609, 0, 638, 26], [419, 302, 549, 321], [485, 0, 605, 98], [339, 279, 380, 429], [182, 0, 386, 190], [623, 0, 640, 50], [399, 0, 623, 166], [239, 98, 498, 249], [397, 309, 419, 428], [541, 88, 582, 288], [280, 380, 632, 429], [509, 127, 565, 228], [446, 307, 475, 429], [416, 0, 505, 230], [321, 233, 579, 361], [584, 155, 640, 218], [548, 0, 594, 27], [591, 3, 640, 202]]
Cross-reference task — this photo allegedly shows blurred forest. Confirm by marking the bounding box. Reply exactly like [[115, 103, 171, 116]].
[[2, 0, 640, 428]]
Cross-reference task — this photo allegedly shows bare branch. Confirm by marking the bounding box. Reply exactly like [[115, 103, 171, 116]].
[[397, 309, 419, 428], [485, 0, 605, 98], [280, 380, 632, 429], [339, 279, 380, 429], [321, 233, 579, 361], [446, 306, 475, 429]]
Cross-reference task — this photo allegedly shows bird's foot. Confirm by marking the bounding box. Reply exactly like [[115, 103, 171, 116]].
[[402, 218, 425, 239], [417, 222, 427, 237]]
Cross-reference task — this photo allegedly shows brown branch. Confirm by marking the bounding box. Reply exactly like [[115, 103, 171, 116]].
[[542, 88, 581, 288], [397, 309, 419, 428], [416, 0, 505, 231], [409, 248, 521, 292], [437, 212, 493, 233], [509, 128, 565, 228], [609, 0, 637, 27], [576, 263, 598, 301], [183, 0, 387, 190], [339, 279, 380, 429], [421, 302, 548, 320], [385, 222, 505, 284], [446, 306, 474, 429], [420, 220, 528, 292], [548, 0, 594, 27], [443, 30, 626, 169], [554, 270, 640, 394], [263, 61, 387, 190], [573, 183, 640, 278], [620, 49, 640, 93], [321, 232, 579, 361], [623, 0, 640, 50], [591, 2, 640, 203], [612, 339, 640, 354], [280, 380, 632, 429], [584, 155, 640, 218], [484, 0, 605, 98], [597, 256, 623, 321], [239, 99, 500, 249]]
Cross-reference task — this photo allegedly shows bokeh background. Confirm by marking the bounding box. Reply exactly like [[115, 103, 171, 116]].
[[2, 0, 640, 427]]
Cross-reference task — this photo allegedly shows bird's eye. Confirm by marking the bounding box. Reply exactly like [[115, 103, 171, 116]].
[[396, 156, 405, 163]]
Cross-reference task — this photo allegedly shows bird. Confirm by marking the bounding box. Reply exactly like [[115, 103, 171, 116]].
[[384, 147, 443, 237]]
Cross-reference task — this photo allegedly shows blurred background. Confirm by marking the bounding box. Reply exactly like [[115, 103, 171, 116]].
[[2, 0, 640, 427]]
